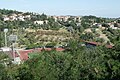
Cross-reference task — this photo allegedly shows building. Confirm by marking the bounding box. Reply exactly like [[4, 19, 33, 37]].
[[85, 41, 113, 48], [5, 47, 65, 64], [34, 21, 44, 25]]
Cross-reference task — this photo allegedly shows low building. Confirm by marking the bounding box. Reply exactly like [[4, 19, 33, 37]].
[[3, 17, 10, 21], [34, 21, 44, 25], [0, 47, 11, 52]]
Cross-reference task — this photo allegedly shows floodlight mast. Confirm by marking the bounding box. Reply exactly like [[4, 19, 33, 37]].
[[4, 29, 8, 47]]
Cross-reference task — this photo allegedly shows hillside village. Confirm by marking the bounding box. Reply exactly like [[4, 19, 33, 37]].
[[1, 9, 120, 62], [0, 9, 120, 80], [1, 9, 120, 47]]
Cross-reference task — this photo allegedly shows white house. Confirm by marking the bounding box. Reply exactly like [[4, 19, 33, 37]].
[[18, 16, 25, 21], [110, 24, 118, 30], [0, 47, 11, 52], [34, 21, 44, 25], [9, 16, 17, 21], [3, 17, 10, 21]]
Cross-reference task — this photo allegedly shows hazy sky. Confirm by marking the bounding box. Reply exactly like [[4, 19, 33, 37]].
[[0, 0, 120, 18]]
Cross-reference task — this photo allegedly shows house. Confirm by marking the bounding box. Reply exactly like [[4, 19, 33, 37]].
[[3, 17, 10, 21], [93, 23, 102, 27], [6, 47, 65, 64], [51, 16, 58, 22], [85, 41, 101, 48], [110, 24, 118, 29], [18, 16, 25, 21], [85, 41, 113, 48], [56, 47, 65, 51], [18, 49, 34, 61], [34, 21, 44, 25], [0, 47, 11, 52], [9, 15, 17, 21], [25, 15, 31, 19]]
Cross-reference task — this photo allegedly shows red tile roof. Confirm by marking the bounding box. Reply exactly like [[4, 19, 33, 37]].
[[56, 48, 65, 51], [85, 41, 101, 45], [105, 45, 113, 48], [19, 50, 34, 60], [18, 48, 65, 61], [44, 48, 52, 51], [85, 41, 113, 48]]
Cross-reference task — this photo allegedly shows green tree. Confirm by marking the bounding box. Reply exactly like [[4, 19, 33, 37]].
[[80, 32, 94, 41]]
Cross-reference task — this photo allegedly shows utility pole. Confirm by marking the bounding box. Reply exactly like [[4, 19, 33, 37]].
[[12, 42, 15, 61]]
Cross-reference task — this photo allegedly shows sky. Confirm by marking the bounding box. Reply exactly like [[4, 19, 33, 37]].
[[0, 0, 120, 18]]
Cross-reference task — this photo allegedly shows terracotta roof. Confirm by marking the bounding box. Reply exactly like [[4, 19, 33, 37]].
[[19, 50, 34, 60], [18, 48, 65, 60], [56, 48, 65, 51], [44, 48, 52, 51], [105, 45, 113, 48], [85, 41, 101, 45]]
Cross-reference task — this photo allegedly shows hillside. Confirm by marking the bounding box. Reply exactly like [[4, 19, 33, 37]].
[[0, 9, 120, 48], [0, 9, 120, 80]]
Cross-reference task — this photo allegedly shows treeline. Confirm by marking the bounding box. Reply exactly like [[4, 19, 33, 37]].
[[0, 40, 120, 80]]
